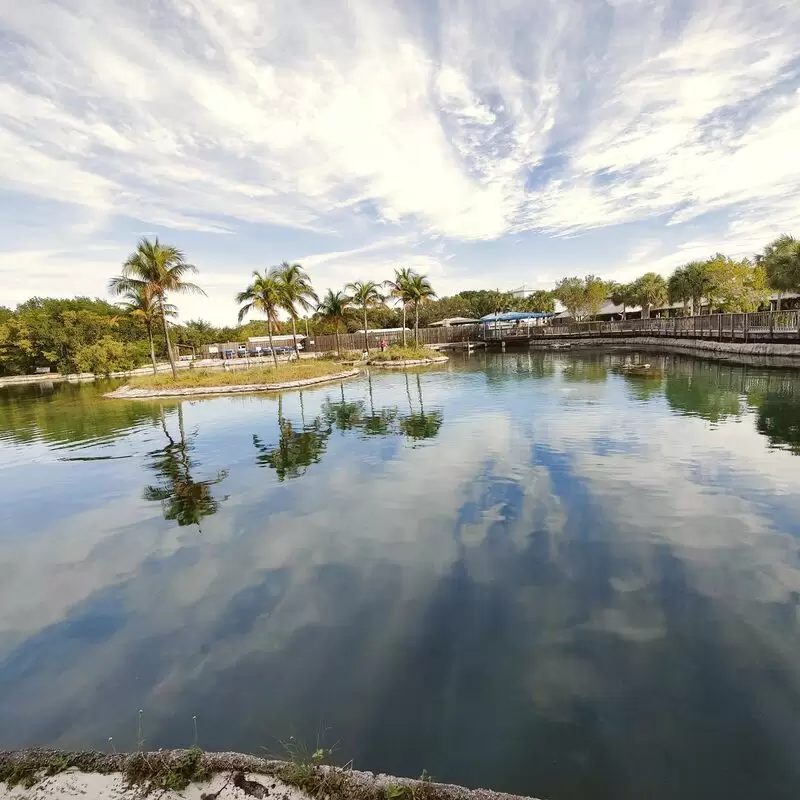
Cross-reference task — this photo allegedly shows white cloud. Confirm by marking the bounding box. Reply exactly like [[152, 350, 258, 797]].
[[0, 0, 798, 315]]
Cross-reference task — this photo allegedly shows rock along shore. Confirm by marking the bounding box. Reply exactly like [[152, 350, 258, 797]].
[[0, 749, 543, 800], [103, 369, 361, 400], [369, 356, 449, 368]]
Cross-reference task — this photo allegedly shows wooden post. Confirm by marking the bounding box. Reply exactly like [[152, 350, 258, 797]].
[[693, 315, 697, 338], [744, 314, 749, 343], [769, 312, 774, 341], [718, 314, 722, 341]]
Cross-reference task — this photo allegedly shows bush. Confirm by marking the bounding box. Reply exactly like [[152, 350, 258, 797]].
[[369, 345, 436, 362], [74, 336, 145, 375]]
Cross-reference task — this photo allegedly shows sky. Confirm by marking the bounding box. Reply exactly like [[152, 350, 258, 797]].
[[1, 0, 799, 325]]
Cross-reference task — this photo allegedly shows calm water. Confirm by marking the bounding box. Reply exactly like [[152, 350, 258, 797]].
[[1, 351, 800, 800]]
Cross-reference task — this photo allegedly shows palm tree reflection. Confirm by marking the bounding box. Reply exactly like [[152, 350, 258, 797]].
[[254, 375, 444, 480], [144, 405, 228, 529], [253, 395, 331, 481]]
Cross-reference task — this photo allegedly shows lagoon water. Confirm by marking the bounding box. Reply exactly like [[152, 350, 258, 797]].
[[1, 351, 800, 800]]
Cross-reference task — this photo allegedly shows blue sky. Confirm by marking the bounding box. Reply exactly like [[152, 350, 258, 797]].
[[1, 0, 798, 324]]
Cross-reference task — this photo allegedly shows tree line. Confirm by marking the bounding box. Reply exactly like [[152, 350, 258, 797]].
[[554, 235, 800, 321], [1, 234, 798, 376]]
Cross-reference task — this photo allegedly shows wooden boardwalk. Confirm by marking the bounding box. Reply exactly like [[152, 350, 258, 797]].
[[482, 310, 800, 346]]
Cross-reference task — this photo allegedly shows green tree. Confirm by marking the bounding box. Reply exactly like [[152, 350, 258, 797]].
[[276, 261, 317, 355], [116, 284, 176, 374], [705, 254, 767, 312], [110, 238, 205, 379], [406, 273, 437, 344], [609, 282, 636, 319], [584, 275, 609, 318], [236, 269, 284, 367], [519, 290, 556, 314], [758, 234, 800, 309], [554, 276, 608, 320], [346, 280, 385, 352], [317, 290, 352, 355], [631, 273, 668, 318], [384, 268, 417, 346]]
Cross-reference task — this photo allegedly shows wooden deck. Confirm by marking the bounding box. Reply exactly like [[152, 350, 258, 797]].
[[482, 310, 800, 346]]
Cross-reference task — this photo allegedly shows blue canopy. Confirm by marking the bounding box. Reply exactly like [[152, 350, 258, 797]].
[[479, 311, 553, 323]]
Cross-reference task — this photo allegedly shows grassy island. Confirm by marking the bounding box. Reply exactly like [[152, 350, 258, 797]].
[[368, 345, 445, 363], [128, 360, 350, 390]]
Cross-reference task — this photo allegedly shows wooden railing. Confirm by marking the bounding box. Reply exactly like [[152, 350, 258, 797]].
[[481, 310, 800, 343], [310, 325, 481, 352]]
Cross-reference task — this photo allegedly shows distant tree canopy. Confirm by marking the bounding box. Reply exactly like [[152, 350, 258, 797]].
[[1, 232, 796, 377]]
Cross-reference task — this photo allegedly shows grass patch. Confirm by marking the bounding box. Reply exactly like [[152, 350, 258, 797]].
[[123, 747, 211, 794], [128, 360, 353, 390], [368, 346, 439, 363]]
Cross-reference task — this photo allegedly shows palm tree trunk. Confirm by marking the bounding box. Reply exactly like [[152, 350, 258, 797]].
[[335, 324, 341, 357], [622, 304, 626, 321], [147, 320, 157, 375], [291, 317, 299, 357], [414, 303, 419, 346], [363, 309, 370, 353], [161, 299, 178, 379], [402, 305, 407, 347], [268, 316, 278, 368], [777, 293, 782, 311]]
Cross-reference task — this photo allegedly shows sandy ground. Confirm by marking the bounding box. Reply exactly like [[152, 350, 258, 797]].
[[0, 770, 305, 800]]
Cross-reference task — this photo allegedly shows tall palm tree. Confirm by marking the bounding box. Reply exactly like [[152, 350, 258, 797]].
[[667, 268, 692, 315], [115, 284, 177, 375], [631, 272, 667, 319], [758, 234, 800, 310], [317, 289, 352, 356], [406, 273, 436, 344], [384, 268, 416, 347], [109, 237, 204, 379], [236, 269, 283, 368], [609, 282, 635, 320], [276, 261, 317, 356], [346, 280, 384, 353]]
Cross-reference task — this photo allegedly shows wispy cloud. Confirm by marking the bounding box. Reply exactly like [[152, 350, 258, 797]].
[[0, 0, 798, 320]]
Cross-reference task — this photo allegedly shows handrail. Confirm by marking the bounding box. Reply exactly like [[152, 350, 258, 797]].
[[479, 310, 800, 341]]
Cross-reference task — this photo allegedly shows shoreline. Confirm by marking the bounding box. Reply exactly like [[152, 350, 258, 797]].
[[369, 356, 449, 368], [103, 369, 361, 399], [0, 749, 542, 800], [520, 336, 800, 368]]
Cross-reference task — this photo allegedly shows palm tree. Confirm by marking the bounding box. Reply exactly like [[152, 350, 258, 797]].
[[673, 261, 711, 314], [346, 280, 384, 353], [609, 282, 635, 320], [631, 273, 667, 319], [384, 268, 416, 346], [236, 269, 283, 367], [276, 262, 317, 356], [115, 284, 177, 375], [109, 237, 204, 379], [317, 289, 352, 356], [667, 268, 692, 315], [406, 273, 436, 345], [758, 234, 800, 310]]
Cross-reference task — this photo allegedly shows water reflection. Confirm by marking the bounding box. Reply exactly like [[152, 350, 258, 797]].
[[4, 355, 800, 800], [143, 405, 229, 529], [253, 394, 330, 481], [253, 376, 444, 480]]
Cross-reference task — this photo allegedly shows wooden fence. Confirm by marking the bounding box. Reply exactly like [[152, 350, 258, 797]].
[[310, 325, 480, 352], [482, 310, 800, 344]]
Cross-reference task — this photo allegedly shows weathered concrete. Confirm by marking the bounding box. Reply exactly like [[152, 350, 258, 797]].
[[103, 369, 361, 400], [369, 356, 449, 368], [525, 336, 800, 356]]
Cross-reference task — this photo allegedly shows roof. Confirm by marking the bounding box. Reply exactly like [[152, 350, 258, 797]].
[[247, 334, 306, 344], [429, 316, 479, 326], [354, 327, 410, 334], [480, 311, 554, 322]]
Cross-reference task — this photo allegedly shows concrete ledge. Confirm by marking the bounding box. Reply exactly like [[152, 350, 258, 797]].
[[369, 356, 449, 368], [526, 337, 800, 359], [103, 369, 360, 399]]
